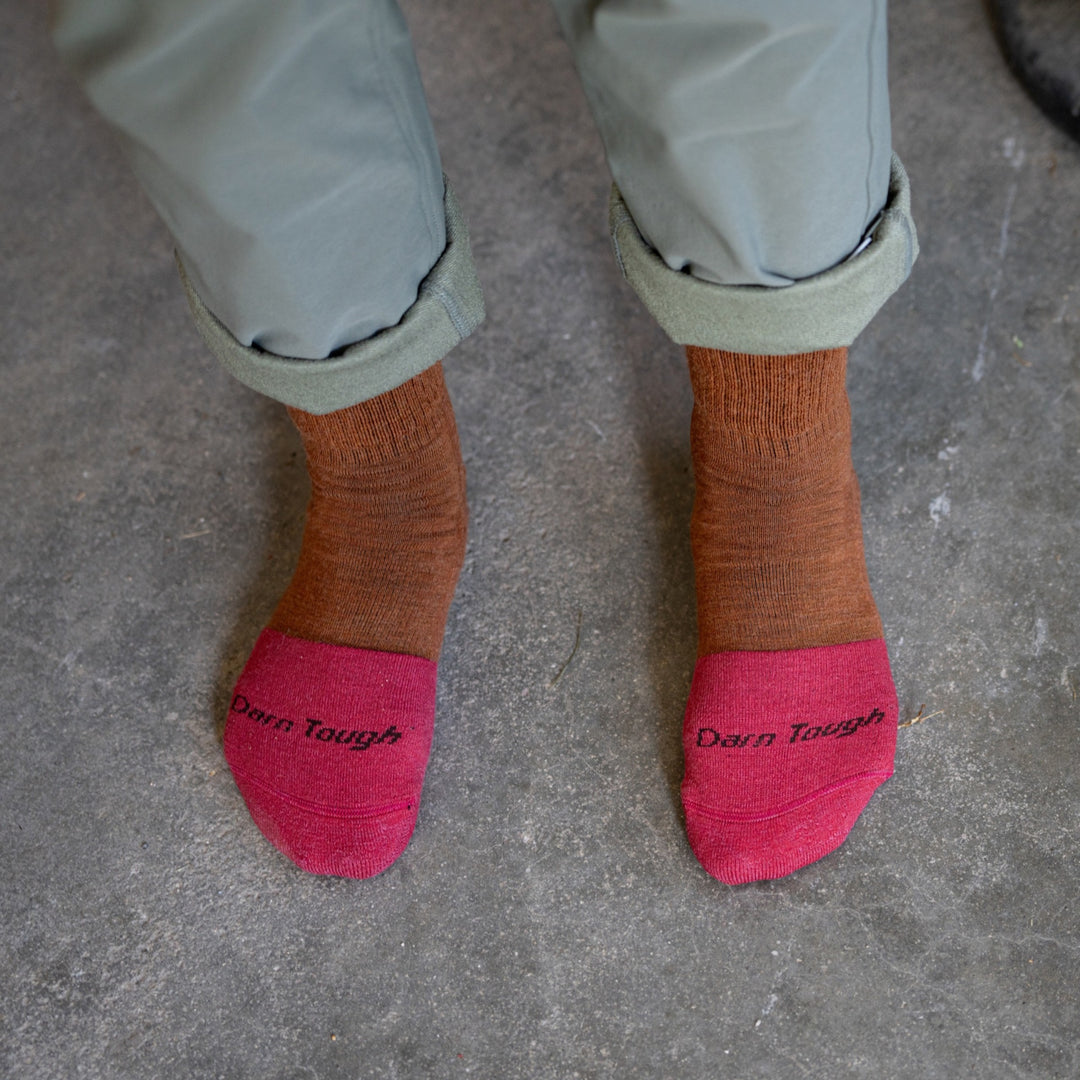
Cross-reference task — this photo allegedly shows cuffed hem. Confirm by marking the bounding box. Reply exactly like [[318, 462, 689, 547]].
[[178, 180, 485, 414], [609, 154, 919, 354]]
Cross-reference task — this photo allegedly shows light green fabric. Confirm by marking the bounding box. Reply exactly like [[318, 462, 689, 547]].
[[57, 0, 916, 405], [551, 0, 894, 287], [179, 182, 484, 414], [609, 154, 918, 353], [53, 0, 448, 362]]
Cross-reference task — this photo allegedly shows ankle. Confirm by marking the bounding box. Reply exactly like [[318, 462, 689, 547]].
[[287, 362, 461, 470], [686, 344, 882, 655], [687, 346, 850, 451], [268, 363, 467, 661]]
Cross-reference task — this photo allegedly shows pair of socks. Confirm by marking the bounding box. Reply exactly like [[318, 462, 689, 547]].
[[225, 348, 896, 882]]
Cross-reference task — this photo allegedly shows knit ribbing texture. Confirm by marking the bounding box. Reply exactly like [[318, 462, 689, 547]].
[[270, 361, 467, 660], [682, 346, 896, 884]]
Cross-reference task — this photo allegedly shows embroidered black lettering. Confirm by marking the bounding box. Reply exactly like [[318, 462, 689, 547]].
[[837, 716, 864, 737], [868, 707, 886, 725], [303, 718, 321, 739], [350, 731, 380, 751], [334, 730, 356, 746], [801, 726, 823, 741], [377, 725, 403, 745], [789, 723, 809, 743], [231, 694, 250, 714], [273, 717, 293, 732], [315, 726, 335, 742], [698, 730, 776, 749]]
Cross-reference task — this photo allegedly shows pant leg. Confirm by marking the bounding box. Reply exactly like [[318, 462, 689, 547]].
[[52, 0, 484, 412], [550, 0, 918, 352]]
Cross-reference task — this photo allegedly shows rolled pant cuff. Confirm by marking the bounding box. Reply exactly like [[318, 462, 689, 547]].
[[178, 181, 485, 414], [609, 154, 919, 354]]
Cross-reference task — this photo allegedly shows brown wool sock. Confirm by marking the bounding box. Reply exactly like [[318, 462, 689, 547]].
[[686, 346, 883, 654], [680, 346, 898, 886], [269, 362, 468, 662]]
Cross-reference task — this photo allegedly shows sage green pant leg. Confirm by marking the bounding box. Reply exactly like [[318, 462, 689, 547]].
[[550, 0, 918, 351], [52, 0, 484, 412]]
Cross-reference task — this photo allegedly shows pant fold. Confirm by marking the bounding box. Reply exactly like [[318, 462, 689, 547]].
[[179, 181, 484, 414], [609, 154, 918, 354]]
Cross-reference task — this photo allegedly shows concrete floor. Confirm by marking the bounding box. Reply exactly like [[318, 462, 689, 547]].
[[3, 2, 1078, 1078]]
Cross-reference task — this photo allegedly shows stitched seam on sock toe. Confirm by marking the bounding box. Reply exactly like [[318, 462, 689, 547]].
[[230, 764, 416, 819], [684, 768, 893, 824]]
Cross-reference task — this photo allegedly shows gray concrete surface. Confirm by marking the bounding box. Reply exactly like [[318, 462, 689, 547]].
[[2, 1, 1078, 1077]]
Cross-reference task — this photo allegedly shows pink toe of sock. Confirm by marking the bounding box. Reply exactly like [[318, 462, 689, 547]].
[[681, 639, 898, 885], [224, 629, 438, 878], [229, 769, 421, 879]]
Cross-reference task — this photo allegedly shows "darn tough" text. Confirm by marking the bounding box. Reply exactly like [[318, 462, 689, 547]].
[[696, 708, 887, 749], [231, 694, 404, 751]]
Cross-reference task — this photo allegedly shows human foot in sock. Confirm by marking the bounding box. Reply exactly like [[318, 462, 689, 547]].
[[681, 346, 897, 884], [225, 362, 467, 877]]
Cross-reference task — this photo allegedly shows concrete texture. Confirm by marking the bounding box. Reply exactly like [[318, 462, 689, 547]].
[[2, 2, 1078, 1077]]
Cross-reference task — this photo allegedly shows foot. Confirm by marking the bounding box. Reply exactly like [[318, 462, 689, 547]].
[[225, 363, 467, 877], [681, 346, 897, 884]]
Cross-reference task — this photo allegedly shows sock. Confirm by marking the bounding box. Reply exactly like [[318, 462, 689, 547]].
[[225, 362, 467, 878], [681, 346, 897, 885]]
